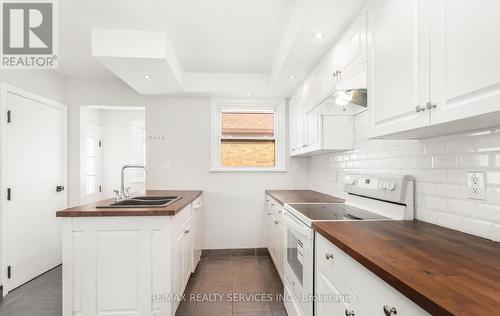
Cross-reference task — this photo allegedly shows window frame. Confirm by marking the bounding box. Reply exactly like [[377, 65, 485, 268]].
[[210, 98, 287, 172]]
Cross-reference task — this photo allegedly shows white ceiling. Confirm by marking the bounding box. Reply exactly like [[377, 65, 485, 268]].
[[57, 0, 369, 96]]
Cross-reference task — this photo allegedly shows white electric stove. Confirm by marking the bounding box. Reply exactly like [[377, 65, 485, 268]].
[[280, 174, 414, 316]]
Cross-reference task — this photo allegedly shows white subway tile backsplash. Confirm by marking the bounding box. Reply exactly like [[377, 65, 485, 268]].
[[415, 207, 436, 223], [460, 218, 491, 238], [476, 204, 500, 224], [434, 155, 459, 168], [476, 133, 500, 152], [487, 172, 500, 185], [424, 196, 447, 211], [446, 199, 476, 217], [460, 154, 489, 168], [435, 183, 461, 198], [446, 170, 467, 184], [447, 137, 475, 153], [309, 112, 500, 241], [424, 141, 447, 155], [436, 212, 461, 230]]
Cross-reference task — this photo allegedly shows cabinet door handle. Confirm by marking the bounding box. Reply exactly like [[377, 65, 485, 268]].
[[184, 229, 190, 234], [345, 309, 355, 316], [383, 305, 397, 316], [325, 253, 334, 260], [415, 105, 426, 113], [274, 220, 279, 225], [426, 102, 438, 110]]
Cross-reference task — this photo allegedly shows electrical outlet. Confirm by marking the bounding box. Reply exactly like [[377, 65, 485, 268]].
[[467, 171, 486, 200]]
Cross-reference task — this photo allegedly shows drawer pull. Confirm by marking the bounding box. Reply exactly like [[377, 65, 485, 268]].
[[274, 220, 279, 225], [383, 305, 397, 316], [345, 309, 355, 316], [184, 229, 190, 234], [325, 253, 334, 260]]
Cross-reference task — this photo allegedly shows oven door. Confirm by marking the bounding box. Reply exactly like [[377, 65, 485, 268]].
[[281, 209, 314, 316]]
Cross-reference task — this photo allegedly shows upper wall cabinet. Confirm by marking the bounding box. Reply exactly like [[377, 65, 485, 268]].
[[367, 0, 430, 138], [288, 11, 366, 156], [369, 0, 500, 139], [429, 0, 500, 126]]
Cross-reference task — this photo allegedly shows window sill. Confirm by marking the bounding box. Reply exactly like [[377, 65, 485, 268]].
[[209, 167, 288, 173]]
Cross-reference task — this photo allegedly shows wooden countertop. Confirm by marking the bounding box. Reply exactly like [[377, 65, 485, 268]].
[[265, 190, 344, 205], [313, 220, 500, 316], [56, 190, 202, 217]]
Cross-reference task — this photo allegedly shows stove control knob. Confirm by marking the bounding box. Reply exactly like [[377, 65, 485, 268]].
[[379, 181, 387, 190], [387, 182, 396, 191], [344, 177, 355, 185]]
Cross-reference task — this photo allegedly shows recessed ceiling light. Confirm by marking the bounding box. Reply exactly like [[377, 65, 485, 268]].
[[144, 74, 152, 80], [314, 32, 324, 39], [247, 93, 252, 97], [289, 75, 296, 80]]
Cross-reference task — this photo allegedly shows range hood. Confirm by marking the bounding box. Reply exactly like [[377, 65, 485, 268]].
[[308, 88, 367, 116]]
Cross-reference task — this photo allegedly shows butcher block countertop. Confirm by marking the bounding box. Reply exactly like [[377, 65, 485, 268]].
[[265, 190, 344, 205], [313, 220, 500, 316], [56, 190, 202, 217]]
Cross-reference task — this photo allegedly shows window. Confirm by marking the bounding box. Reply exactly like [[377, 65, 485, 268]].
[[211, 99, 286, 172]]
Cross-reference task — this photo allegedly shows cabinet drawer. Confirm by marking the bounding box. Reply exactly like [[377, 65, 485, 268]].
[[316, 233, 429, 316]]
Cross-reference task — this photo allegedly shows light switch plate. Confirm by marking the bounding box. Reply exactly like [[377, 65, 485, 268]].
[[467, 171, 486, 200]]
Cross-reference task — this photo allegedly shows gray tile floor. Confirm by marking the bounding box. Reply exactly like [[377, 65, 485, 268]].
[[0, 266, 62, 316], [177, 256, 287, 316], [0, 256, 287, 316]]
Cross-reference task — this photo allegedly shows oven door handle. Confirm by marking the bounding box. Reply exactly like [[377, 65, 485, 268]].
[[282, 211, 313, 239]]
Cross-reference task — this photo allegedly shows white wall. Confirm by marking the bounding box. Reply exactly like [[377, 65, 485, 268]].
[[100, 109, 145, 198], [67, 79, 309, 249], [309, 111, 500, 242], [67, 78, 145, 206], [146, 97, 310, 249]]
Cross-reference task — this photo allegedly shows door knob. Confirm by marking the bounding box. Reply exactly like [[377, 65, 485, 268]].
[[415, 105, 426, 113], [56, 186, 65, 192], [345, 309, 355, 316], [383, 305, 397, 315]]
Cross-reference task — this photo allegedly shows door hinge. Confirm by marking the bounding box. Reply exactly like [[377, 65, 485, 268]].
[[7, 266, 11, 279], [6, 188, 11, 201], [6, 110, 11, 123], [98, 140, 102, 147]]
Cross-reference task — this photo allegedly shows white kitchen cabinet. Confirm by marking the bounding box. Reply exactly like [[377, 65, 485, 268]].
[[367, 0, 430, 138], [265, 195, 285, 280], [192, 197, 203, 271], [331, 10, 368, 92], [429, 0, 500, 126], [369, 0, 500, 139], [61, 197, 203, 316], [290, 114, 354, 157], [173, 215, 193, 310], [315, 233, 429, 316]]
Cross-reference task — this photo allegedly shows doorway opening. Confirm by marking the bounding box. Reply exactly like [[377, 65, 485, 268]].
[[80, 106, 146, 203]]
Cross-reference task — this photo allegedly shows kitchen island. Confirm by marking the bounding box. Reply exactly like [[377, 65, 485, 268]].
[[56, 190, 203, 316]]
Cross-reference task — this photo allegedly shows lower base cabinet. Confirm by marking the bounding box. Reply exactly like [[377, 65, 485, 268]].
[[265, 195, 285, 280], [315, 233, 429, 316], [61, 197, 203, 316]]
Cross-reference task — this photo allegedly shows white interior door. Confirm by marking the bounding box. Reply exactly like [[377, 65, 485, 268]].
[[3, 91, 66, 293], [85, 125, 102, 203]]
